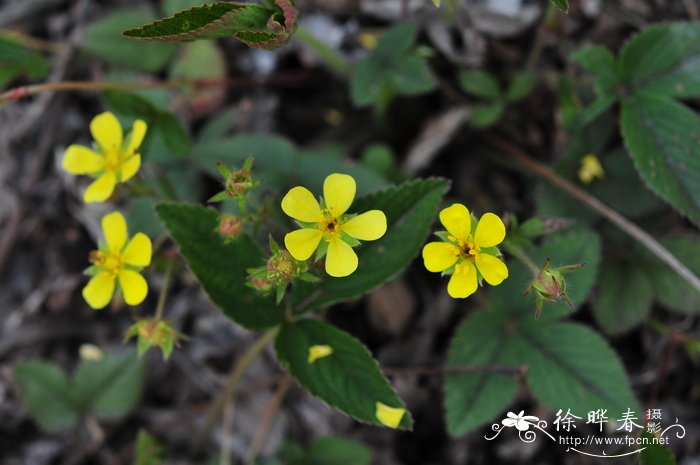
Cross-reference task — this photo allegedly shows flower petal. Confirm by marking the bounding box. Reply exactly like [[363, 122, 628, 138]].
[[120, 154, 141, 182], [439, 203, 471, 241], [475, 253, 509, 285], [342, 210, 386, 241], [281, 186, 323, 223], [83, 172, 117, 203], [118, 270, 148, 306], [284, 228, 323, 261], [82, 272, 116, 310], [474, 212, 506, 248], [375, 402, 405, 429], [102, 211, 128, 253], [126, 119, 147, 154], [90, 112, 123, 153], [325, 235, 358, 277], [323, 173, 355, 217], [62, 145, 103, 174], [422, 242, 459, 272], [447, 261, 478, 298], [122, 233, 152, 267]]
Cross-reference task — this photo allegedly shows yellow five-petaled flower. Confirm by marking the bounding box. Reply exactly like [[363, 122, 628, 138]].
[[422, 203, 508, 298], [83, 211, 152, 309], [62, 112, 147, 203], [281, 173, 387, 277]]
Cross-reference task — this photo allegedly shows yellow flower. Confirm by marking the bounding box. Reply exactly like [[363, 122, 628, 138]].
[[375, 402, 406, 429], [83, 211, 152, 309], [281, 173, 387, 277], [422, 203, 508, 299], [578, 153, 605, 184], [62, 112, 147, 203]]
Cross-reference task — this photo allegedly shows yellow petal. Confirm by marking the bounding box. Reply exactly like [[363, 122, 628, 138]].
[[325, 236, 358, 277], [82, 272, 116, 310], [375, 402, 405, 429], [122, 233, 152, 267], [281, 186, 323, 223], [341, 210, 386, 241], [285, 228, 323, 261], [118, 270, 148, 306], [307, 345, 334, 364], [83, 171, 117, 203], [90, 112, 123, 153], [474, 213, 506, 248], [422, 242, 459, 272], [439, 203, 471, 241], [475, 253, 509, 286], [62, 145, 103, 174], [120, 154, 141, 182], [126, 119, 147, 154], [102, 211, 127, 253], [323, 173, 356, 217], [447, 261, 478, 298]]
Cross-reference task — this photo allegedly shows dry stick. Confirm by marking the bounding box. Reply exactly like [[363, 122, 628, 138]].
[[483, 132, 700, 295], [194, 328, 279, 453], [384, 364, 527, 377], [245, 376, 292, 465]]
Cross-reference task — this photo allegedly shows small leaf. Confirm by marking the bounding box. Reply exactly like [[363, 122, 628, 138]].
[[458, 69, 501, 100], [135, 429, 166, 465], [571, 46, 618, 97], [123, 1, 298, 49], [14, 362, 78, 431], [505, 72, 535, 103], [374, 22, 417, 59], [550, 0, 569, 12], [83, 10, 177, 72], [307, 436, 372, 465], [640, 429, 678, 465], [157, 203, 284, 329], [390, 55, 438, 96], [275, 319, 411, 429], [471, 102, 505, 128]]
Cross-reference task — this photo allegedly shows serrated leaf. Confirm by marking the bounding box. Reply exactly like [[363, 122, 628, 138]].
[[550, 0, 568, 12], [156, 203, 283, 329], [307, 436, 372, 465], [135, 429, 166, 465], [620, 23, 700, 98], [374, 22, 417, 58], [621, 93, 700, 226], [570, 46, 618, 96], [123, 0, 298, 49], [72, 349, 143, 419], [652, 235, 700, 314], [444, 310, 519, 436], [592, 258, 654, 335], [83, 10, 177, 72], [275, 319, 411, 429], [14, 362, 78, 431], [390, 55, 438, 96], [294, 178, 450, 312], [458, 69, 501, 100]]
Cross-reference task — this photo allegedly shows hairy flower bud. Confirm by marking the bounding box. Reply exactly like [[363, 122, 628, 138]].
[[218, 215, 244, 239]]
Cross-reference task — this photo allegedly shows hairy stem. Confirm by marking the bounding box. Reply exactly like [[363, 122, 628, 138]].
[[503, 241, 541, 275], [484, 132, 700, 294], [154, 261, 173, 321]]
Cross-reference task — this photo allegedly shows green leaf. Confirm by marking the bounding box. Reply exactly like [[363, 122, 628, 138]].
[[550, 0, 569, 12], [444, 310, 519, 436], [471, 102, 504, 128], [135, 429, 166, 465], [72, 349, 143, 419], [620, 23, 700, 98], [156, 203, 283, 329], [307, 436, 372, 465], [505, 72, 535, 102], [275, 319, 411, 429], [294, 178, 450, 312], [83, 10, 177, 72], [640, 429, 677, 465], [350, 58, 384, 107], [621, 93, 700, 226], [570, 46, 618, 96], [123, 1, 298, 49], [0, 35, 49, 88], [169, 40, 226, 116], [458, 69, 501, 100], [592, 257, 654, 335], [374, 22, 417, 58], [14, 362, 78, 431], [652, 235, 700, 314], [390, 55, 438, 96]]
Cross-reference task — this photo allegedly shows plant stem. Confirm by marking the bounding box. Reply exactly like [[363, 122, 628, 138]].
[[294, 27, 352, 77], [195, 327, 280, 452], [244, 376, 291, 465], [154, 261, 174, 321], [0, 71, 316, 103], [503, 242, 541, 275], [484, 132, 700, 294]]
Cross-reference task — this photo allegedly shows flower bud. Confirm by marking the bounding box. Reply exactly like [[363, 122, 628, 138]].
[[267, 250, 300, 283], [218, 215, 244, 239], [524, 258, 583, 317]]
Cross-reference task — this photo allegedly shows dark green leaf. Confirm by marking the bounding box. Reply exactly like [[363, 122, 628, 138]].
[[653, 235, 700, 314], [390, 55, 438, 96], [14, 362, 78, 431], [0, 35, 49, 88], [135, 429, 166, 465], [295, 178, 450, 312], [640, 429, 677, 465], [156, 203, 283, 329], [471, 102, 505, 128], [505, 72, 535, 102], [83, 10, 177, 72], [550, 0, 568, 12], [458, 69, 501, 100], [374, 22, 417, 59], [307, 436, 372, 465], [275, 319, 411, 428], [571, 46, 618, 96]]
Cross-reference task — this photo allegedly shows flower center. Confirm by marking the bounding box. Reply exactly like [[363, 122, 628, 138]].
[[320, 214, 341, 235], [449, 235, 479, 259], [89, 250, 123, 275], [103, 149, 125, 171]]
